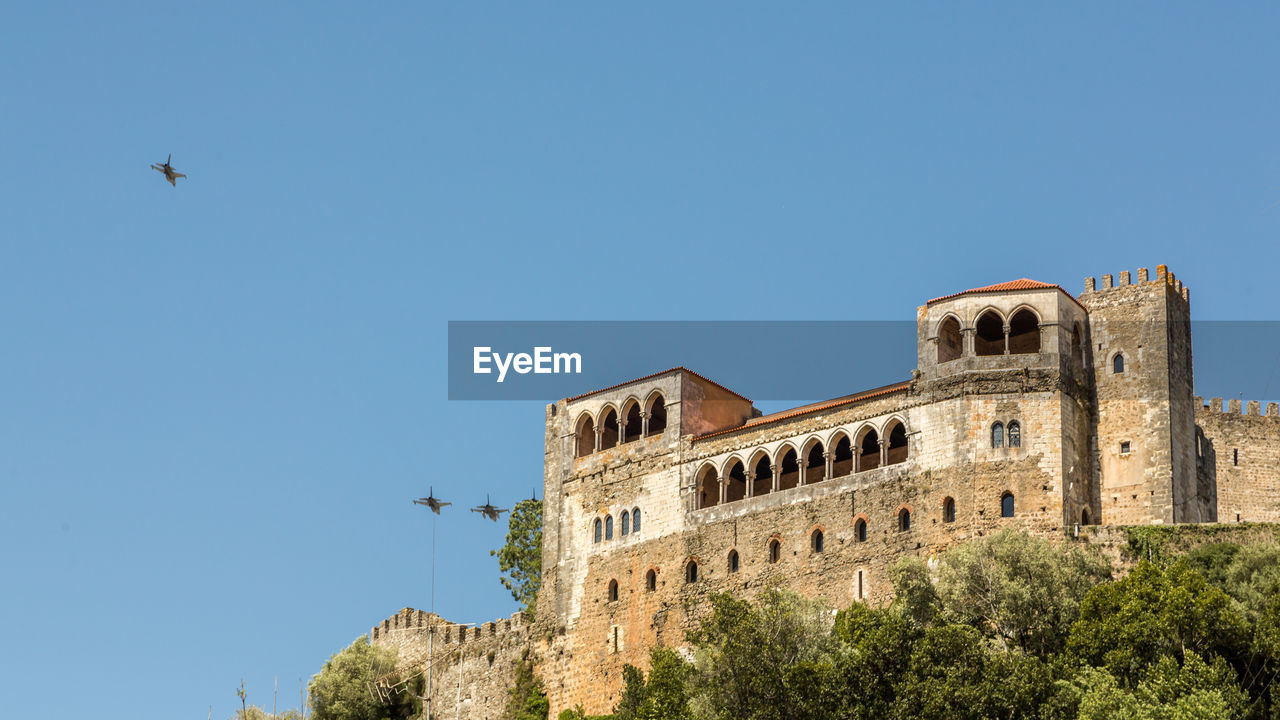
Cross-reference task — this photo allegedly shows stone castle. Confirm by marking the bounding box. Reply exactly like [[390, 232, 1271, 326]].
[[371, 265, 1280, 718]]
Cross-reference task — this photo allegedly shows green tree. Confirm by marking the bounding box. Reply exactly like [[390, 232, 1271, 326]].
[[503, 649, 550, 720], [309, 637, 418, 720], [933, 529, 1110, 656], [888, 556, 940, 627], [232, 707, 304, 720], [1068, 560, 1249, 685], [613, 647, 692, 720], [1074, 653, 1248, 720], [492, 498, 543, 616]]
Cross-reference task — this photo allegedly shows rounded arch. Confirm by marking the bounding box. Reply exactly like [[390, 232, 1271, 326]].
[[856, 425, 881, 472], [631, 507, 641, 533], [644, 567, 657, 592], [884, 419, 908, 465], [776, 444, 800, 491], [696, 463, 720, 510], [991, 421, 1005, 448], [803, 437, 826, 484], [599, 405, 620, 449], [1001, 491, 1015, 518], [975, 308, 1005, 356], [830, 431, 854, 478], [684, 558, 699, 584], [897, 504, 912, 532], [942, 496, 956, 523], [593, 517, 602, 544], [749, 450, 773, 497], [604, 514, 614, 540], [644, 391, 667, 436], [767, 536, 782, 564], [852, 514, 869, 543], [727, 548, 740, 574], [724, 458, 748, 503], [936, 314, 963, 363], [621, 509, 631, 536], [809, 524, 826, 553], [574, 412, 596, 458], [622, 398, 643, 443], [1008, 307, 1041, 354], [607, 578, 619, 602]]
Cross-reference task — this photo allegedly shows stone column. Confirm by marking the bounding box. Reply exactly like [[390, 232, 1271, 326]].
[[640, 411, 649, 438], [824, 451, 833, 482], [1002, 323, 1011, 355], [719, 478, 727, 504], [771, 463, 780, 492], [879, 439, 888, 467]]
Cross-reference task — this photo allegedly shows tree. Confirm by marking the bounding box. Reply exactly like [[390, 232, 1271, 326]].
[[613, 647, 692, 720], [493, 498, 543, 616], [933, 529, 1110, 656], [503, 649, 550, 720], [309, 637, 418, 720], [232, 707, 304, 720]]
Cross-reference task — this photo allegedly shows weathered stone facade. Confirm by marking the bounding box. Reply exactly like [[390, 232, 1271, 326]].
[[373, 266, 1280, 718]]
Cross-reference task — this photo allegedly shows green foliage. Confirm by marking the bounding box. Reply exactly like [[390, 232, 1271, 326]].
[[1068, 560, 1248, 684], [492, 498, 543, 616], [232, 707, 303, 720], [1074, 653, 1248, 720], [887, 556, 940, 627], [309, 637, 418, 720], [556, 707, 613, 720], [932, 528, 1111, 656], [503, 649, 550, 720], [612, 647, 693, 720]]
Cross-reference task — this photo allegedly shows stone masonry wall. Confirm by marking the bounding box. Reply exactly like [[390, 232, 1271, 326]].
[[1197, 397, 1280, 523]]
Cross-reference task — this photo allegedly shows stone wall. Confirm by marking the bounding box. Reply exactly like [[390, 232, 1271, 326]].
[[1197, 397, 1280, 523]]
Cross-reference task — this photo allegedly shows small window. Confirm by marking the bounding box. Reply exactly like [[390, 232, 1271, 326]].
[[1001, 492, 1015, 518], [645, 569, 656, 592], [1233, 449, 1239, 466], [621, 511, 630, 536], [1113, 353, 1125, 374], [593, 518, 602, 544], [1007, 421, 1021, 448], [856, 570, 865, 600], [632, 507, 641, 533], [727, 549, 739, 574], [898, 508, 911, 532], [607, 579, 618, 603], [768, 538, 781, 564], [811, 529, 824, 553], [685, 560, 698, 583], [1081, 508, 1090, 525], [604, 515, 614, 540], [942, 497, 955, 523], [854, 518, 867, 542], [1120, 442, 1131, 454], [991, 422, 1004, 448]]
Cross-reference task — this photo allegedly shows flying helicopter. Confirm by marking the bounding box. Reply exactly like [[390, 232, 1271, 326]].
[[412, 486, 451, 514], [471, 495, 509, 522], [150, 154, 186, 186]]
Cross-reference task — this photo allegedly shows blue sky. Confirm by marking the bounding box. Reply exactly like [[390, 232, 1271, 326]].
[[1, 3, 1278, 718]]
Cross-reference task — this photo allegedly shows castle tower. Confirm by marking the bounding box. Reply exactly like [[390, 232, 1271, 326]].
[[1079, 265, 1204, 524]]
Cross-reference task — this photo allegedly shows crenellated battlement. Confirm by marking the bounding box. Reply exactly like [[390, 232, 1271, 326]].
[[369, 606, 530, 646], [1196, 396, 1280, 418], [1082, 264, 1190, 302]]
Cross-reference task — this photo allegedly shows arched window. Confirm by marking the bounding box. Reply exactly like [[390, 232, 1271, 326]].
[[886, 421, 908, 465], [937, 316, 962, 363], [811, 529, 824, 553], [607, 579, 618, 602], [604, 515, 614, 540], [768, 538, 781, 564], [1008, 309, 1040, 354], [991, 422, 1005, 448], [857, 428, 880, 471], [975, 310, 1005, 356], [805, 441, 825, 484], [898, 508, 911, 532], [685, 560, 698, 584], [593, 518, 602, 543], [697, 465, 720, 509], [1081, 508, 1090, 525], [726, 460, 747, 503], [942, 497, 955, 523], [1113, 353, 1125, 374], [727, 549, 739, 574], [752, 454, 773, 497], [1001, 492, 1015, 518], [645, 569, 657, 592], [600, 408, 620, 449], [621, 510, 630, 536], [854, 518, 867, 542], [632, 508, 641, 533], [1007, 421, 1021, 448], [778, 448, 800, 491], [622, 400, 643, 443], [831, 434, 854, 477], [646, 394, 667, 436], [575, 414, 596, 457]]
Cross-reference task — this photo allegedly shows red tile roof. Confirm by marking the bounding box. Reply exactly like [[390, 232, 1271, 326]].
[[692, 381, 910, 442], [927, 278, 1071, 305], [564, 366, 752, 404]]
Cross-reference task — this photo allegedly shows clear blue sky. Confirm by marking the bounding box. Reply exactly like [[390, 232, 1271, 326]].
[[2, 3, 1278, 718]]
